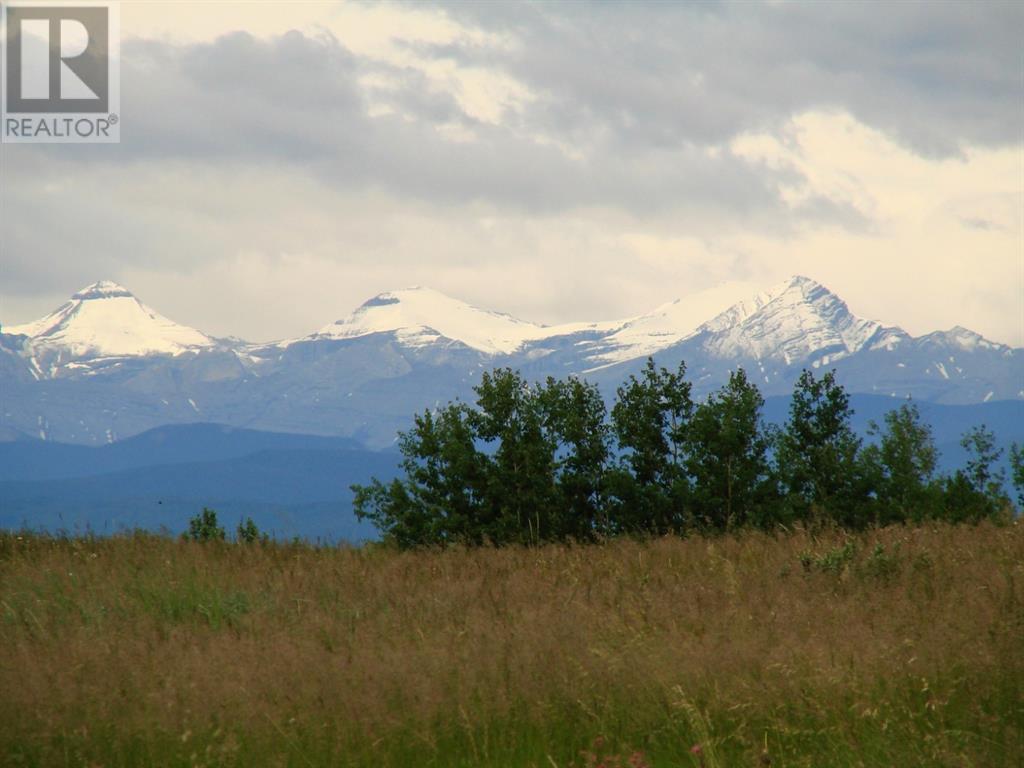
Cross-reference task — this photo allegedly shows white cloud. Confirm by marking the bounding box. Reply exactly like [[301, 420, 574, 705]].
[[122, 1, 530, 126], [727, 111, 1022, 342]]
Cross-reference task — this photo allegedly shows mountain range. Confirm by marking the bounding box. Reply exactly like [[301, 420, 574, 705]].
[[2, 276, 1021, 448]]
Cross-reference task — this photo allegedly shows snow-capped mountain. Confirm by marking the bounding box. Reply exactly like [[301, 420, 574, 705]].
[[6, 281, 216, 378], [1, 276, 1020, 445], [689, 275, 906, 365], [294, 286, 616, 356], [575, 297, 730, 368], [573, 276, 900, 371], [575, 276, 1020, 409], [302, 286, 548, 354]]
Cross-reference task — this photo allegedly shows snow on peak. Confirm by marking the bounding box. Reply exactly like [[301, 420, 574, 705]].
[[578, 276, 891, 370], [307, 286, 619, 355], [696, 275, 891, 363], [72, 280, 136, 300], [921, 326, 1003, 352], [585, 281, 762, 366], [311, 286, 552, 355], [7, 281, 215, 359]]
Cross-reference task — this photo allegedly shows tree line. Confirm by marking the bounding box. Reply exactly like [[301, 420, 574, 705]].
[[353, 361, 1024, 547]]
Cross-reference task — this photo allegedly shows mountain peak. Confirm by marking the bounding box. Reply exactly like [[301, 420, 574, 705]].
[[357, 286, 451, 309], [765, 275, 834, 305], [782, 274, 823, 289], [922, 326, 1004, 352], [7, 281, 215, 362], [314, 286, 547, 354], [72, 280, 135, 301], [696, 275, 888, 364]]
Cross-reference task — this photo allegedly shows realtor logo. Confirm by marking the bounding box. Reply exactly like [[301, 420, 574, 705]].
[[2, 1, 120, 143]]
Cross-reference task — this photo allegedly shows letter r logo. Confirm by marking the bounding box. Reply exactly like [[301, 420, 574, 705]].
[[5, 6, 109, 113]]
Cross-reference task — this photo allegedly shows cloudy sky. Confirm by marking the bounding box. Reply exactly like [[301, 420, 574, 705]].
[[1, 1, 1021, 345]]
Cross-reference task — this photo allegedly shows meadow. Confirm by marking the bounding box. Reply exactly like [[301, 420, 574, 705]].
[[1, 523, 1021, 767]]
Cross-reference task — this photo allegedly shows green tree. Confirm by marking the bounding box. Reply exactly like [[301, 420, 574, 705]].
[[962, 425, 1006, 502], [353, 402, 488, 547], [776, 369, 870, 526], [535, 376, 610, 541], [685, 368, 777, 530], [354, 370, 609, 547], [185, 507, 225, 542], [1010, 443, 1024, 510], [940, 425, 1009, 522], [862, 402, 941, 524], [353, 363, 1016, 550], [472, 369, 560, 544], [236, 517, 267, 544], [606, 358, 692, 534]]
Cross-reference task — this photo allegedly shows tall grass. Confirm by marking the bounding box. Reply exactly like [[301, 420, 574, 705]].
[[1, 523, 1021, 766]]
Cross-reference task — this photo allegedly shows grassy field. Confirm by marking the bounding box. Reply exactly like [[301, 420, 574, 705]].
[[1, 524, 1021, 767]]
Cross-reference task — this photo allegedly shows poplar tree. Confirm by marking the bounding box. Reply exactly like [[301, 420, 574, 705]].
[[777, 369, 869, 526], [862, 402, 940, 523], [686, 368, 776, 530], [606, 359, 692, 534]]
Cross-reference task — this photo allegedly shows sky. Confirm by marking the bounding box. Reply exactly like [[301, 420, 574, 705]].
[[1, 0, 1021, 345]]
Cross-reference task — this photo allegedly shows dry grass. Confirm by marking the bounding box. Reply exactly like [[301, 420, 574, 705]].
[[1, 523, 1021, 767]]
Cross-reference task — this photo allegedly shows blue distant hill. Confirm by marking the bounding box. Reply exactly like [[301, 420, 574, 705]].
[[0, 424, 400, 541], [0, 422, 371, 482]]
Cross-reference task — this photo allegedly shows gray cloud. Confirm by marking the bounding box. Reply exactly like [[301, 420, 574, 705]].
[[1, 20, 880, 301], [6, 27, 868, 220], [426, 1, 1022, 157]]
